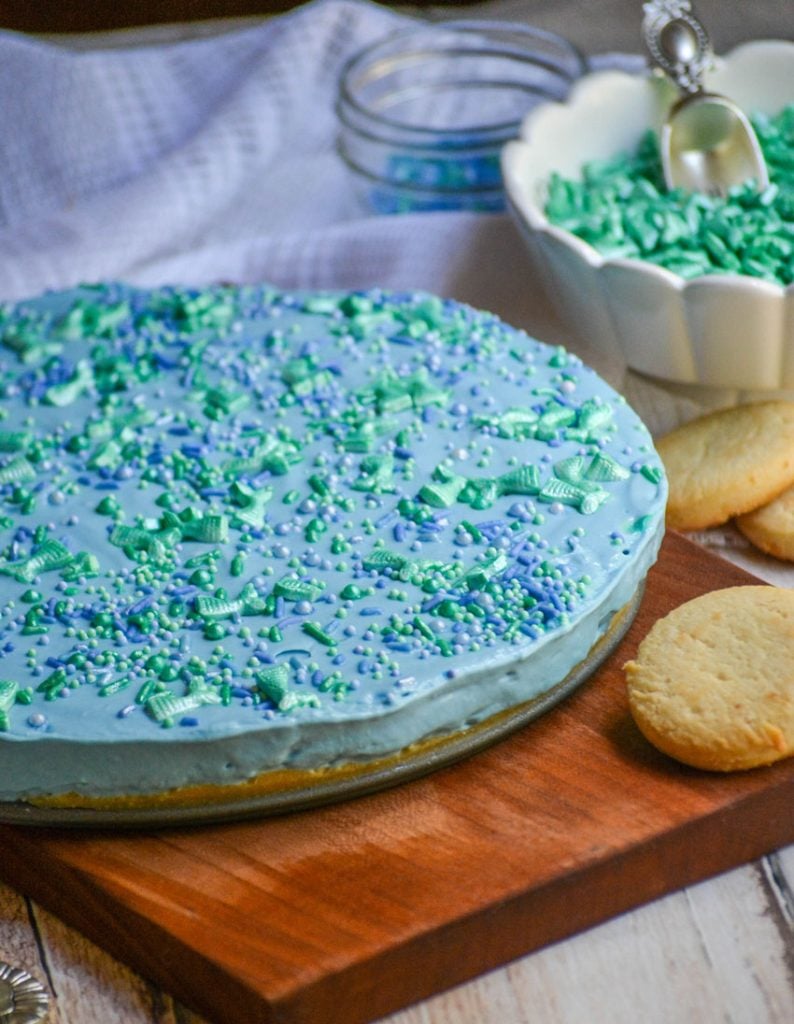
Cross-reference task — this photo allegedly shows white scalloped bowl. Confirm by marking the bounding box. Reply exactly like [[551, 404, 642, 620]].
[[502, 41, 794, 400]]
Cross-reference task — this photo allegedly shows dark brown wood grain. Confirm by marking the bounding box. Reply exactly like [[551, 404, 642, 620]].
[[0, 1, 467, 34], [1, 532, 793, 1024]]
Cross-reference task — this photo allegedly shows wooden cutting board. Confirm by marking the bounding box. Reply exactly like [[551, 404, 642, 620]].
[[2, 532, 793, 1024]]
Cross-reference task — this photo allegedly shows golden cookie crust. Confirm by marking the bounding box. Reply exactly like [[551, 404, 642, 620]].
[[736, 483, 794, 561], [625, 586, 794, 771], [656, 401, 794, 531]]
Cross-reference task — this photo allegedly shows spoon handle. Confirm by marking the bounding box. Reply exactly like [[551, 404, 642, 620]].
[[642, 0, 712, 95]]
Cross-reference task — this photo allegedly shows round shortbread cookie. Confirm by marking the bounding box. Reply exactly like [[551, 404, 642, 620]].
[[736, 484, 794, 561], [656, 401, 794, 531], [625, 586, 794, 771]]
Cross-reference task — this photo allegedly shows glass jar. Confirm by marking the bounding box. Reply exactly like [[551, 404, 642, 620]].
[[337, 20, 586, 214]]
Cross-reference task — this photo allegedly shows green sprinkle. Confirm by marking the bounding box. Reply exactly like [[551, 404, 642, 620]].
[[641, 464, 664, 485], [363, 549, 408, 573], [0, 456, 36, 486], [255, 664, 320, 713], [146, 683, 221, 726], [254, 663, 289, 704], [43, 360, 94, 407], [0, 430, 32, 452], [302, 621, 336, 646], [37, 668, 67, 700], [0, 679, 19, 731], [194, 594, 242, 620], [545, 110, 794, 287], [135, 678, 163, 705], [99, 676, 131, 697], [461, 520, 483, 543], [274, 575, 326, 602], [412, 616, 435, 641], [0, 539, 74, 583], [95, 495, 121, 516]]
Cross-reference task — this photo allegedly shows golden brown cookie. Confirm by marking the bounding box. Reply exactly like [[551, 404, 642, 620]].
[[735, 483, 794, 561], [625, 586, 794, 771], [656, 401, 794, 531]]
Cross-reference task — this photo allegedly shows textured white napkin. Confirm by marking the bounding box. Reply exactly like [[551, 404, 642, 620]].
[[0, 0, 635, 328], [0, 0, 787, 584]]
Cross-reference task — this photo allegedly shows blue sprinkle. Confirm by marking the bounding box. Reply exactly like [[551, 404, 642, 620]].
[[520, 624, 542, 639], [360, 607, 383, 616], [181, 444, 206, 458], [375, 510, 399, 528], [180, 716, 199, 727]]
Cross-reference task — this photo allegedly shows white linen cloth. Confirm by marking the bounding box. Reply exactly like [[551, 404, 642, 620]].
[[0, 0, 787, 584], [0, 0, 636, 322]]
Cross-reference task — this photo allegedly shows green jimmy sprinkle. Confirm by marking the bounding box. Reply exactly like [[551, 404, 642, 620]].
[[544, 104, 794, 285]]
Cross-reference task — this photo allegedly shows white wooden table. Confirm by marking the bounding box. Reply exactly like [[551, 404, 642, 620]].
[[2, 3, 793, 1022]]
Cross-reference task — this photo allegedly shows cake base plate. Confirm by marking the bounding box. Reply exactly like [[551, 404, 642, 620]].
[[0, 588, 641, 829]]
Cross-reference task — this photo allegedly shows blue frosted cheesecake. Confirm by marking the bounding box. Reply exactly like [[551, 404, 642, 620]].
[[0, 283, 666, 812]]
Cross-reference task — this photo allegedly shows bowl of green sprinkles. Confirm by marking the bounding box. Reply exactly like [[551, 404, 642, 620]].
[[502, 40, 794, 398]]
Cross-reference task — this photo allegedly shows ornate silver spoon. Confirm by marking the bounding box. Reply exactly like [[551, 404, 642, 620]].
[[642, 0, 768, 196]]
